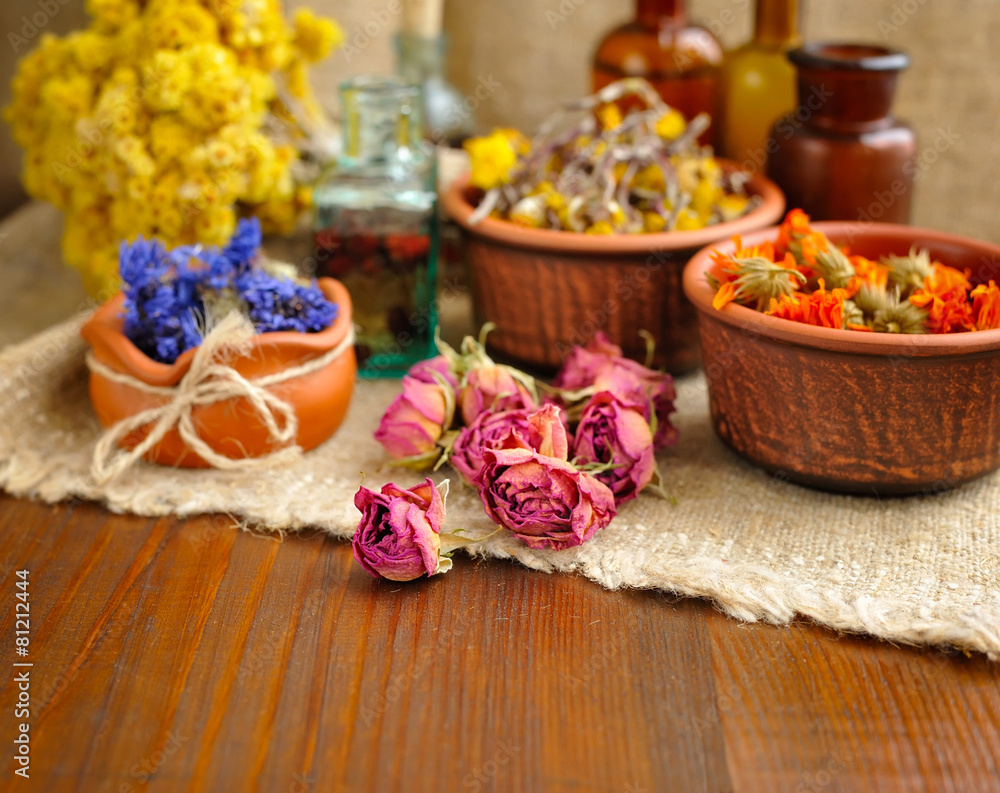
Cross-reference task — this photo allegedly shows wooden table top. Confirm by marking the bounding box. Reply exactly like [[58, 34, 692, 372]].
[[2, 495, 999, 792], [1, 204, 998, 791]]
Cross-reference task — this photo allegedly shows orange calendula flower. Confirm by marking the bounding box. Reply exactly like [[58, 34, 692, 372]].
[[971, 281, 1000, 330], [709, 235, 805, 311], [765, 282, 850, 330], [774, 208, 814, 257], [712, 281, 738, 310], [848, 255, 890, 294], [909, 262, 975, 333], [923, 262, 971, 295]]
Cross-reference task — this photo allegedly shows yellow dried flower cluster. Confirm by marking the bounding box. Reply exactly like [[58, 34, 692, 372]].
[[464, 79, 754, 235], [6, 0, 342, 296]]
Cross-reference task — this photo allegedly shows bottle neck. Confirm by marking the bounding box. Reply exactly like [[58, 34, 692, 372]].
[[636, 0, 685, 27], [797, 70, 901, 130], [339, 77, 426, 171], [754, 0, 800, 47]]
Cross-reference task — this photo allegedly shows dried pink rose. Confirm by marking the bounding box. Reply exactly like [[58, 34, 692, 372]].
[[450, 408, 533, 485], [574, 391, 655, 506], [475, 447, 616, 551], [520, 403, 569, 460], [408, 355, 459, 390], [352, 478, 447, 581], [458, 364, 535, 425], [374, 375, 452, 461], [553, 332, 677, 449], [450, 404, 569, 485]]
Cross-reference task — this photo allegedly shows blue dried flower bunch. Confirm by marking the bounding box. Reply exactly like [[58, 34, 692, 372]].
[[120, 218, 338, 363]]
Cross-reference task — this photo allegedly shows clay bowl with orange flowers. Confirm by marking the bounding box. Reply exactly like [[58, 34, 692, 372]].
[[82, 278, 356, 468], [442, 165, 785, 376], [683, 221, 1000, 495]]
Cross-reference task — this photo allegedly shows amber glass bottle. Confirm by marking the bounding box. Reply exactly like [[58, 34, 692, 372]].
[[767, 43, 916, 224], [719, 0, 801, 170], [592, 0, 723, 145]]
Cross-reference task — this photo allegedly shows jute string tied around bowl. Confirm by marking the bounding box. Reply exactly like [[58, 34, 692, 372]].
[[86, 312, 355, 484]]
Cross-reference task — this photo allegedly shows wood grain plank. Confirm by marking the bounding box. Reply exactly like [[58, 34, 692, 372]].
[[705, 610, 1000, 793], [254, 533, 355, 793], [307, 552, 732, 793], [71, 513, 237, 791], [158, 524, 283, 793], [192, 524, 328, 793]]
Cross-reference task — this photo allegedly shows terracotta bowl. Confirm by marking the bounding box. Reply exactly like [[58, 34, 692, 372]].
[[81, 278, 356, 468], [682, 222, 1000, 495], [442, 164, 785, 375]]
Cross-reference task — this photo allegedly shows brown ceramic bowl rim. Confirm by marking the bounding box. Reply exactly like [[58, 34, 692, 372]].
[[80, 278, 354, 388], [441, 161, 786, 254], [683, 221, 1000, 356], [788, 42, 910, 72]]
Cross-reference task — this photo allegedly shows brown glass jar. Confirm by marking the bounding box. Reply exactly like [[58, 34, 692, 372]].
[[766, 43, 917, 224], [592, 0, 722, 146]]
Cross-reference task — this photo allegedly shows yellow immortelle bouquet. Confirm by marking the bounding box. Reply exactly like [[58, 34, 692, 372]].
[[6, 0, 342, 296]]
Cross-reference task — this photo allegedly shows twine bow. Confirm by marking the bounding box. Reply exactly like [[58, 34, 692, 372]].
[[87, 312, 354, 484]]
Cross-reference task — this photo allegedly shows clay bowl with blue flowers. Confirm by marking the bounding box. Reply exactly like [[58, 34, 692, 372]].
[[81, 224, 356, 469]]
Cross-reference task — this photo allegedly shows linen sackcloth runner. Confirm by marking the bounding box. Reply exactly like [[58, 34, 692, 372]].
[[2, 313, 999, 659]]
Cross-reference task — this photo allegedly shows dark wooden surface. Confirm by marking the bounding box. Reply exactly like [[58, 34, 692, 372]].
[[1, 494, 998, 793]]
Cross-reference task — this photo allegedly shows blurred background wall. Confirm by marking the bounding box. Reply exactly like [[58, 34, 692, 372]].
[[2, 0, 998, 243]]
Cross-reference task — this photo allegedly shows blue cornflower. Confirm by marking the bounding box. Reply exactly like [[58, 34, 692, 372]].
[[223, 217, 262, 274], [117, 218, 334, 364], [235, 269, 338, 334]]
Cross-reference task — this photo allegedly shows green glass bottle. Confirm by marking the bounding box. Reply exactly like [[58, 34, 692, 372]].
[[313, 76, 438, 378], [719, 0, 801, 171]]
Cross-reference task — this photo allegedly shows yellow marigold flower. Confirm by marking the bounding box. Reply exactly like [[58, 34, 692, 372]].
[[643, 211, 667, 233], [655, 110, 686, 140], [597, 103, 623, 130], [717, 194, 751, 222], [86, 0, 140, 31], [585, 221, 614, 235], [293, 8, 344, 63], [634, 164, 664, 192], [691, 179, 719, 218], [608, 201, 628, 228], [144, 51, 193, 112], [675, 209, 705, 231], [464, 128, 528, 191]]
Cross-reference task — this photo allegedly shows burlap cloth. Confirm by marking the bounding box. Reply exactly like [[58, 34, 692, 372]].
[[2, 313, 999, 659]]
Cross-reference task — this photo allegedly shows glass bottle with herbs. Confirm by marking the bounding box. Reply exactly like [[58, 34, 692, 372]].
[[592, 0, 723, 146], [314, 76, 438, 377], [719, 0, 801, 170]]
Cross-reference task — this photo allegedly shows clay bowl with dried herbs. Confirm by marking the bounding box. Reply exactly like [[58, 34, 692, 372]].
[[682, 220, 1000, 495], [445, 168, 784, 377], [442, 78, 786, 376]]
